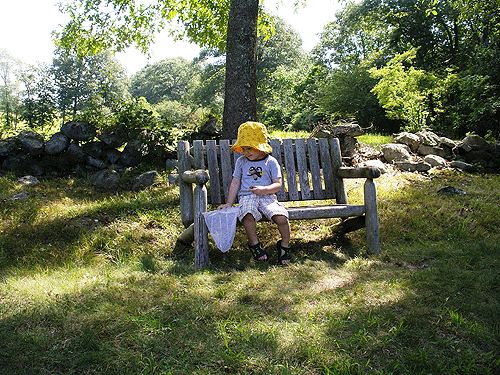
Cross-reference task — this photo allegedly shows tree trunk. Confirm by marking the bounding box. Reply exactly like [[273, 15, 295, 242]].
[[222, 0, 259, 139]]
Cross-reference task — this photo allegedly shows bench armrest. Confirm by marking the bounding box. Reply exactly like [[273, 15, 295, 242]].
[[337, 166, 380, 179], [182, 169, 210, 185]]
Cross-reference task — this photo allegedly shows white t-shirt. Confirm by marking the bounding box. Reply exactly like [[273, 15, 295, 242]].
[[233, 154, 282, 198]]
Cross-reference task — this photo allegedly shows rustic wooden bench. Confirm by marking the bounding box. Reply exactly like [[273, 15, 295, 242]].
[[177, 137, 380, 267]]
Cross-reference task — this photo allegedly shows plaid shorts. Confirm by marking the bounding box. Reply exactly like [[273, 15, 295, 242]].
[[238, 194, 289, 222]]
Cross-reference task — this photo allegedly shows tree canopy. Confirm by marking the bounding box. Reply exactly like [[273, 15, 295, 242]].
[[56, 0, 232, 54], [2, 0, 499, 141]]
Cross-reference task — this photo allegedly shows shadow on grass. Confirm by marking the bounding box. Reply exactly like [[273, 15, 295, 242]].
[[0, 184, 181, 272]]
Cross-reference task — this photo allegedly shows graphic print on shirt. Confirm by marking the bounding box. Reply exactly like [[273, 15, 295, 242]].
[[247, 166, 263, 181]]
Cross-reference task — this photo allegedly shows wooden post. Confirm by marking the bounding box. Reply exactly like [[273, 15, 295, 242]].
[[178, 141, 193, 228], [364, 178, 380, 254], [177, 223, 194, 245], [329, 138, 348, 204], [194, 182, 209, 267]]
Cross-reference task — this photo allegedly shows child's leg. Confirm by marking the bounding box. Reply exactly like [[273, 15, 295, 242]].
[[273, 214, 291, 265], [242, 213, 259, 245], [242, 213, 267, 261], [272, 214, 290, 247]]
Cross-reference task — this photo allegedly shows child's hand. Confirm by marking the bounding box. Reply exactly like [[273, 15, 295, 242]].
[[217, 203, 232, 210], [249, 185, 267, 196]]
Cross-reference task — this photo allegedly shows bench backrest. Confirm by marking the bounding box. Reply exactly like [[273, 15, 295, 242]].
[[178, 137, 348, 206]]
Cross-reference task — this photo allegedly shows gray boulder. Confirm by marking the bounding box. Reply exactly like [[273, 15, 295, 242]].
[[120, 140, 149, 167], [439, 136, 457, 149], [165, 159, 178, 171], [17, 175, 40, 185], [0, 137, 20, 157], [416, 131, 441, 147], [417, 144, 449, 159], [81, 141, 106, 159], [2, 154, 30, 173], [10, 191, 29, 201], [395, 160, 431, 173], [97, 132, 126, 148], [450, 160, 478, 173], [90, 169, 120, 189], [381, 143, 412, 163], [455, 134, 492, 153], [45, 132, 70, 155], [19, 130, 44, 156], [103, 149, 122, 164], [359, 159, 389, 174], [392, 132, 420, 152], [198, 115, 221, 136], [132, 170, 159, 191], [424, 154, 448, 168], [340, 135, 358, 157], [87, 156, 107, 170], [66, 143, 86, 163], [61, 121, 96, 142]]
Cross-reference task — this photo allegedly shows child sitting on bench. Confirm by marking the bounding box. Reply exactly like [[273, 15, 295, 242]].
[[217, 121, 291, 265]]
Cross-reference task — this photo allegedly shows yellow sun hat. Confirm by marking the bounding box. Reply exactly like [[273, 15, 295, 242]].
[[231, 121, 272, 154]]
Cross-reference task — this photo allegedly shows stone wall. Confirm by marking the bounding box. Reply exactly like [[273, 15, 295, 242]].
[[0, 121, 175, 179], [3, 122, 499, 187], [314, 124, 500, 174]]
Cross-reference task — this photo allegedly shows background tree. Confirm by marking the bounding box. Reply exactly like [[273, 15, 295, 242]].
[[221, 0, 260, 138], [305, 2, 393, 132], [256, 16, 309, 128], [369, 49, 439, 132], [315, 65, 389, 130], [18, 63, 58, 129], [0, 49, 21, 131], [312, 1, 393, 70], [306, 0, 499, 137], [52, 49, 129, 121], [190, 50, 227, 118], [130, 57, 201, 105]]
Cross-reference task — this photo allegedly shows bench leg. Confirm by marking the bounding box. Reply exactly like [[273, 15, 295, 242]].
[[194, 183, 209, 267], [364, 179, 380, 254]]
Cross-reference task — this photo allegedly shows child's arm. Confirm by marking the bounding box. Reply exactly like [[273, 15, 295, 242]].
[[217, 177, 241, 210], [249, 177, 282, 196]]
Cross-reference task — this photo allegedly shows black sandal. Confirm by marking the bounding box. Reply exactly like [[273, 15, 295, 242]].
[[277, 240, 291, 265], [249, 242, 268, 261]]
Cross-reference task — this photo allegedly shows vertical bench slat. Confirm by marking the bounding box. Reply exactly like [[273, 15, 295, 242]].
[[307, 138, 324, 200], [206, 140, 221, 204], [232, 139, 240, 165], [283, 139, 299, 201], [178, 140, 194, 228], [270, 138, 287, 201], [295, 138, 311, 200], [193, 182, 209, 267], [220, 140, 233, 203], [318, 138, 335, 199], [329, 137, 347, 204], [193, 140, 205, 169]]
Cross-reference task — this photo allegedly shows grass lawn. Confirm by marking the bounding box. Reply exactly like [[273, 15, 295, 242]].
[[0, 163, 499, 374]]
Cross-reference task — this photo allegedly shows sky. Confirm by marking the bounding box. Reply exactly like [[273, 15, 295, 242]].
[[1, 0, 341, 76]]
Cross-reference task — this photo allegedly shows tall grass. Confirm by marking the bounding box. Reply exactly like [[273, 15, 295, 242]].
[[0, 167, 499, 374]]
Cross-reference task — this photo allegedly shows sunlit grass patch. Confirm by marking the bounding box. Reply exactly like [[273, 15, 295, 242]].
[[269, 129, 309, 139], [357, 133, 392, 150]]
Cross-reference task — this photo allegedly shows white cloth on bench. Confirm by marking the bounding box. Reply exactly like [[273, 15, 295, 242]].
[[202, 207, 239, 252]]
